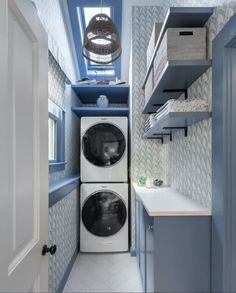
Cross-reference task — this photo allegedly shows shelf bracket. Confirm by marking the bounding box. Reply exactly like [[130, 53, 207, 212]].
[[163, 127, 188, 137], [153, 103, 164, 107], [162, 133, 173, 142], [163, 89, 188, 100], [151, 134, 164, 144], [154, 133, 172, 142]]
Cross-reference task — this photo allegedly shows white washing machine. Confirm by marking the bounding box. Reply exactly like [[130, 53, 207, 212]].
[[81, 117, 128, 182], [80, 183, 129, 253]]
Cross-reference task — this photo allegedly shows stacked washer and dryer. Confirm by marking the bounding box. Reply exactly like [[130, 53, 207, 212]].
[[80, 117, 129, 252]]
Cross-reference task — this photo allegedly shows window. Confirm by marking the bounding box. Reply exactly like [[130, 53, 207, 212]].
[[83, 7, 111, 27], [48, 99, 65, 170], [48, 117, 57, 161]]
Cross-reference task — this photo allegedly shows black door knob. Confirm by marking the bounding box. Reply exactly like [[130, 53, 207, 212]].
[[42, 245, 57, 256]]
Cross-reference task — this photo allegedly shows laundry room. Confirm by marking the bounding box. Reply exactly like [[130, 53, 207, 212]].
[[1, 0, 236, 292]]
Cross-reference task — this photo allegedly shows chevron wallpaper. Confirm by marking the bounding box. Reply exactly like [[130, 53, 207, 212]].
[[49, 189, 79, 293], [48, 53, 81, 185], [33, 0, 77, 81], [131, 1, 236, 249], [48, 54, 80, 292], [131, 6, 167, 250]]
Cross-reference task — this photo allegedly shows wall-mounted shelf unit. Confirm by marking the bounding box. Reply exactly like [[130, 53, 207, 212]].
[[72, 107, 129, 117], [143, 111, 212, 140], [143, 60, 212, 114], [142, 7, 214, 90], [71, 84, 129, 104]]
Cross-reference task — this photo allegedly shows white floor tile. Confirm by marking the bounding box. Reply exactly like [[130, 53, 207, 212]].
[[63, 253, 143, 293]]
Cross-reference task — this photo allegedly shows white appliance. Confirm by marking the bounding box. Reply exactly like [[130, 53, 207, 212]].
[[81, 117, 128, 182], [80, 183, 129, 253]]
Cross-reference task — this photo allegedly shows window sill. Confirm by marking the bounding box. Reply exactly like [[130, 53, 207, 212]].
[[49, 161, 67, 166], [49, 161, 67, 172], [49, 175, 80, 207]]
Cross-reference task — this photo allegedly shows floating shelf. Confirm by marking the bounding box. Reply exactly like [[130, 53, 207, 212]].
[[71, 84, 129, 104], [143, 111, 212, 139], [142, 60, 212, 114], [71, 107, 129, 117], [142, 7, 214, 89]]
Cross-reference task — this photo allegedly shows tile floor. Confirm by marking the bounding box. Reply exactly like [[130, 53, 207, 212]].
[[63, 253, 143, 292]]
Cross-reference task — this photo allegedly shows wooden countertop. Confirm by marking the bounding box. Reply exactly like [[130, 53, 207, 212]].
[[133, 183, 211, 217]]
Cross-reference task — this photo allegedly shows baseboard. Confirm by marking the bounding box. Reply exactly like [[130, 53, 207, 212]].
[[56, 249, 79, 293]]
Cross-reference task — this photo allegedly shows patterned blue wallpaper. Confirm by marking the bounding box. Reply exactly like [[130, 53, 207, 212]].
[[48, 53, 81, 185], [33, 0, 77, 81], [131, 6, 167, 250], [49, 189, 79, 293], [48, 53, 80, 293], [47, 54, 80, 293]]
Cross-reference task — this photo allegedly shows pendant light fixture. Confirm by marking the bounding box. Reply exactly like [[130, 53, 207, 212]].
[[82, 0, 122, 64]]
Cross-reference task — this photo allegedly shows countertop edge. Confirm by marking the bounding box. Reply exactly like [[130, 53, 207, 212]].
[[133, 183, 212, 217]]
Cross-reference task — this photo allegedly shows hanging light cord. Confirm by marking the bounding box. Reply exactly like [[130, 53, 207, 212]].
[[100, 0, 103, 13]]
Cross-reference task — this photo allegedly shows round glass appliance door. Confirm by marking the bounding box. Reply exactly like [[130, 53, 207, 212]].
[[82, 123, 126, 167], [82, 191, 127, 237]]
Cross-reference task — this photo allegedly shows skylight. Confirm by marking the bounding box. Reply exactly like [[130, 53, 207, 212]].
[[68, 0, 122, 79], [83, 7, 111, 27]]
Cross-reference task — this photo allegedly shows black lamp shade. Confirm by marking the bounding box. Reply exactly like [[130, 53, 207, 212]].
[[82, 13, 122, 64]]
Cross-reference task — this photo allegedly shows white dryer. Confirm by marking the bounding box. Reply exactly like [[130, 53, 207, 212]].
[[80, 183, 129, 253], [80, 117, 128, 182]]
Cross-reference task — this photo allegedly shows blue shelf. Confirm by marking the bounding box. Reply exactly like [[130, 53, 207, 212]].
[[142, 7, 214, 89], [71, 84, 129, 104], [142, 60, 212, 114], [71, 107, 129, 117], [143, 111, 212, 139]]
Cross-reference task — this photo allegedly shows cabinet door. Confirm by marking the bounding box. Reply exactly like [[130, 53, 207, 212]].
[[135, 197, 140, 266], [140, 203, 146, 290], [145, 212, 154, 293]]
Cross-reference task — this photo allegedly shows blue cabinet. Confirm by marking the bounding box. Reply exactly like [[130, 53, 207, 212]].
[[135, 196, 140, 267], [139, 196, 146, 290], [145, 211, 154, 293], [135, 196, 211, 293]]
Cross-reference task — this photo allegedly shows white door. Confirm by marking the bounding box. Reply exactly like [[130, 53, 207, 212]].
[[0, 0, 49, 292]]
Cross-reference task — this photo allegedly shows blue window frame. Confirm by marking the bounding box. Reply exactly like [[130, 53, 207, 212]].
[[67, 0, 122, 80], [48, 99, 66, 171]]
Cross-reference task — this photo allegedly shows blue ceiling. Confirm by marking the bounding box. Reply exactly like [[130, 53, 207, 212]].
[[67, 0, 122, 80]]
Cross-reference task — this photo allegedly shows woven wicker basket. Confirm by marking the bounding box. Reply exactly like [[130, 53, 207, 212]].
[[154, 27, 206, 84]]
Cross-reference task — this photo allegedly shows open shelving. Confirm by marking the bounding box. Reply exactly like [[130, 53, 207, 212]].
[[142, 6, 214, 140], [71, 84, 130, 117], [143, 111, 212, 141], [142, 7, 214, 90], [71, 107, 129, 117], [71, 84, 129, 104], [143, 60, 212, 114]]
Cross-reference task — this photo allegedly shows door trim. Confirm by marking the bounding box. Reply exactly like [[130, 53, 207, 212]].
[[212, 12, 236, 293]]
